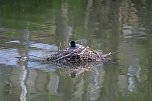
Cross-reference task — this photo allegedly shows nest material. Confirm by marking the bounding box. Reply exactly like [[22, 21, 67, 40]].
[[45, 46, 109, 65]]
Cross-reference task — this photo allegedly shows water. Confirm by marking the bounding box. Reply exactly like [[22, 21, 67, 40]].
[[0, 0, 152, 101]]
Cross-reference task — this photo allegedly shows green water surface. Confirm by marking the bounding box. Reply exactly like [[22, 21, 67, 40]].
[[0, 0, 152, 101]]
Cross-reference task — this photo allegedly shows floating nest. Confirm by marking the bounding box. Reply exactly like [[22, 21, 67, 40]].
[[43, 45, 111, 66], [17, 41, 113, 78], [16, 41, 113, 78]]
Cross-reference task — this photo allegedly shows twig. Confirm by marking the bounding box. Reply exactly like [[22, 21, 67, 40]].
[[103, 51, 119, 57]]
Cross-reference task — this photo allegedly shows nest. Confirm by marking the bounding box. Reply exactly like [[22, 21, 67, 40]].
[[26, 43, 112, 78], [44, 46, 110, 65]]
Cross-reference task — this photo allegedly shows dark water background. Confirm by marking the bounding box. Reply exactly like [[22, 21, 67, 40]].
[[0, 0, 152, 101]]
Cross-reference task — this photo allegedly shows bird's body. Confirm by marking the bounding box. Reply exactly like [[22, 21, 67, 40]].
[[67, 41, 85, 50]]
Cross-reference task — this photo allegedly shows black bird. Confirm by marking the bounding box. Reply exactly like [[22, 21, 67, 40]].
[[70, 41, 76, 48], [68, 41, 85, 50]]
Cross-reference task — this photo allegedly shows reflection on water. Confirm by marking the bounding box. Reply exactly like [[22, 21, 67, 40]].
[[128, 64, 141, 92], [0, 0, 152, 101]]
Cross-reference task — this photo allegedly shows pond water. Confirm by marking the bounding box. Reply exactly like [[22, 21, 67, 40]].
[[0, 0, 152, 101]]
